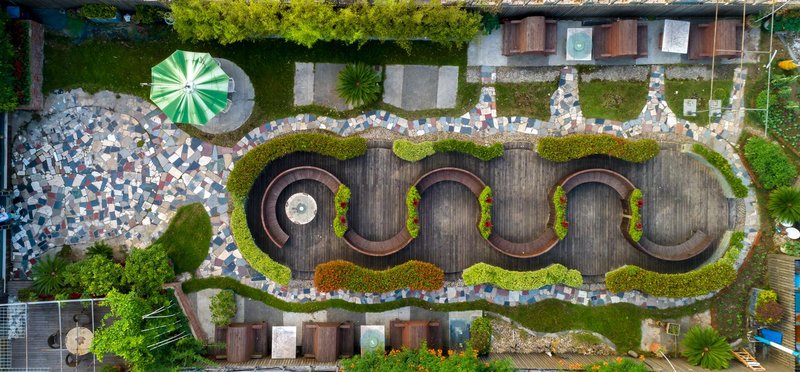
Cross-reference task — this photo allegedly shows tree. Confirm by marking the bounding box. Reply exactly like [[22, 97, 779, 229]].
[[63, 255, 123, 296], [123, 244, 175, 298], [91, 290, 160, 370]]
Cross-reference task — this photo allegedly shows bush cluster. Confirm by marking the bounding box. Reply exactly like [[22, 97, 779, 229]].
[[691, 144, 749, 198], [231, 199, 292, 284], [478, 186, 493, 239], [334, 185, 350, 238], [469, 317, 492, 356], [313, 260, 444, 293], [584, 358, 648, 372], [228, 132, 367, 198], [462, 263, 583, 290], [0, 18, 31, 110], [0, 16, 16, 111], [406, 186, 421, 238], [171, 0, 482, 51], [773, 9, 800, 32], [537, 135, 660, 163], [132, 4, 166, 25], [553, 186, 568, 240], [210, 290, 236, 327], [628, 189, 643, 242], [392, 139, 503, 162], [79, 4, 118, 19], [605, 232, 744, 297], [340, 343, 511, 372], [393, 140, 435, 161], [743, 137, 798, 190], [755, 290, 783, 325]]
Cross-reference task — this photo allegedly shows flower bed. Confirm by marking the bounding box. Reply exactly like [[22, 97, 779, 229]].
[[743, 137, 797, 190], [537, 135, 659, 163], [333, 184, 350, 237], [628, 189, 643, 242], [691, 144, 749, 198], [392, 139, 503, 162], [553, 186, 568, 240], [462, 263, 583, 290], [478, 186, 493, 239], [605, 232, 743, 297], [406, 186, 421, 238], [313, 260, 444, 292]]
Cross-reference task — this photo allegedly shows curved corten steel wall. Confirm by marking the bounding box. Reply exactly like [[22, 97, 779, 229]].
[[259, 166, 712, 260]]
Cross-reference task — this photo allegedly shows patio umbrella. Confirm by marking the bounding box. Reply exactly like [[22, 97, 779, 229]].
[[150, 50, 229, 125]]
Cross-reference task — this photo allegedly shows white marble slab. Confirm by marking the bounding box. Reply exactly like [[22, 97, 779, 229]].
[[271, 326, 297, 359], [662, 20, 690, 54]]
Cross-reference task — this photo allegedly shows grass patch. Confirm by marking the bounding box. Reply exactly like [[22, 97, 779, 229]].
[[664, 79, 732, 126], [494, 80, 558, 121], [578, 80, 648, 122], [44, 31, 479, 147], [155, 203, 212, 274]]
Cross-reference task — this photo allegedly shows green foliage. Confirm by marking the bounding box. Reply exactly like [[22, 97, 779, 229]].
[[743, 137, 797, 190], [628, 189, 643, 242], [341, 343, 511, 372], [462, 263, 583, 290], [782, 240, 800, 256], [583, 359, 648, 372], [86, 241, 114, 260], [606, 232, 744, 297], [755, 290, 783, 325], [122, 244, 175, 298], [470, 317, 492, 356], [773, 9, 800, 32], [768, 187, 800, 225], [432, 139, 503, 161], [553, 186, 568, 240], [313, 260, 444, 292], [538, 135, 659, 163], [280, 0, 335, 48], [57, 245, 74, 261], [681, 326, 732, 370], [63, 255, 123, 296], [132, 4, 165, 25], [691, 144, 749, 198], [210, 290, 236, 327], [228, 132, 367, 199], [0, 15, 17, 111], [578, 80, 649, 122], [31, 255, 69, 295], [392, 139, 435, 161], [156, 203, 212, 274], [334, 184, 350, 238], [664, 79, 732, 126], [494, 81, 559, 121], [79, 4, 118, 19], [231, 198, 291, 284], [480, 12, 500, 35], [337, 63, 382, 107], [478, 186, 493, 239], [406, 186, 421, 238]]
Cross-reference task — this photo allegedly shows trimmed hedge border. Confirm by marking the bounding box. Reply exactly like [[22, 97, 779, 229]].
[[478, 186, 493, 239], [462, 263, 583, 290], [605, 232, 744, 297], [628, 189, 643, 242], [553, 186, 568, 240], [392, 139, 435, 161], [333, 184, 350, 237], [231, 198, 292, 285], [406, 186, 421, 238], [537, 134, 659, 163], [691, 144, 749, 198], [392, 139, 503, 162], [313, 260, 444, 292]]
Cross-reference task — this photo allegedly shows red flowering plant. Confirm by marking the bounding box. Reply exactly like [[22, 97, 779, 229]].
[[334, 185, 350, 237], [553, 186, 568, 239], [406, 186, 422, 238], [628, 189, 643, 242], [314, 260, 444, 293], [478, 186, 493, 239]]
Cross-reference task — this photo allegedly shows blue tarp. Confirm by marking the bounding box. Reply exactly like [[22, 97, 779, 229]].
[[761, 329, 783, 345]]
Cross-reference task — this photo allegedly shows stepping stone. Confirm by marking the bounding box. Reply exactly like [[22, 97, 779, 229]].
[[683, 99, 697, 117], [401, 65, 439, 111], [436, 66, 459, 109], [313, 63, 350, 111], [383, 65, 404, 108], [293, 62, 314, 107], [709, 99, 722, 117]]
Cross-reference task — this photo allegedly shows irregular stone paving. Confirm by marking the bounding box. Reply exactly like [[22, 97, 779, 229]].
[[11, 65, 758, 310]]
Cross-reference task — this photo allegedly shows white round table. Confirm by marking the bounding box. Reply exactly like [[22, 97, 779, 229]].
[[65, 327, 93, 356], [285, 193, 317, 225], [787, 227, 800, 240]]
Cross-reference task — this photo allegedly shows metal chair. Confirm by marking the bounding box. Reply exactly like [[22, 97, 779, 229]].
[[221, 99, 233, 114], [48, 331, 61, 349], [228, 77, 235, 94], [65, 353, 78, 367], [73, 312, 90, 326]]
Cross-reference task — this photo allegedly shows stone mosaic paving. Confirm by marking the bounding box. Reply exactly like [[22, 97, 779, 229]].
[[11, 65, 757, 309]]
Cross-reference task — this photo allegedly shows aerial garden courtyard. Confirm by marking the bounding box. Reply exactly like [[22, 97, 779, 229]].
[[2, 0, 800, 371]]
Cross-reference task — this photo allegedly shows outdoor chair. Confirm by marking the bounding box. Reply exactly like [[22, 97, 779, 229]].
[[47, 331, 61, 349], [221, 99, 233, 114], [65, 353, 88, 367], [228, 77, 236, 94], [73, 312, 90, 327]]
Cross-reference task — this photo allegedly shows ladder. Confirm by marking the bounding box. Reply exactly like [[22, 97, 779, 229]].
[[732, 349, 766, 371]]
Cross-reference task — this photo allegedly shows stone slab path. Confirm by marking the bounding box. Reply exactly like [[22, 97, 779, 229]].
[[382, 65, 459, 110]]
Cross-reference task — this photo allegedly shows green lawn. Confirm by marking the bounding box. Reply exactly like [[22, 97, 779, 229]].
[[494, 81, 559, 121], [44, 32, 479, 147], [664, 79, 732, 126], [578, 80, 649, 122], [155, 203, 212, 274]]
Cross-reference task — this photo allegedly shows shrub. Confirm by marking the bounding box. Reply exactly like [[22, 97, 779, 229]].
[[768, 187, 800, 225], [392, 139, 435, 162], [681, 326, 732, 370], [156, 202, 213, 274], [743, 137, 798, 190], [228, 132, 367, 199], [341, 343, 512, 372], [470, 317, 492, 356], [553, 186, 568, 240], [628, 189, 643, 242], [462, 263, 583, 290], [231, 199, 292, 285], [691, 144, 749, 198], [432, 139, 504, 161], [605, 232, 744, 297], [406, 186, 421, 238], [313, 260, 444, 293], [0, 16, 18, 111], [122, 244, 175, 297], [63, 255, 123, 296], [337, 63, 382, 107], [7, 20, 29, 107], [210, 290, 236, 327], [755, 290, 783, 325], [86, 241, 114, 260], [537, 135, 660, 163], [478, 186, 493, 239], [782, 241, 800, 256], [334, 185, 350, 238], [773, 9, 800, 32], [584, 358, 648, 372], [31, 255, 69, 295], [79, 4, 118, 19], [132, 4, 165, 24]]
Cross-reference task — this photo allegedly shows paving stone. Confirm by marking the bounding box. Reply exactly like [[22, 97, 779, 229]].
[[293, 62, 314, 107]]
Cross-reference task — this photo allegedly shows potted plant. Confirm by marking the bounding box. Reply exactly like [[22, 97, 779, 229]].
[[79, 4, 120, 23]]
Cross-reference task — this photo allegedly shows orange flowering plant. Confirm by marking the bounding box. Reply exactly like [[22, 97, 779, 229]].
[[314, 260, 444, 293]]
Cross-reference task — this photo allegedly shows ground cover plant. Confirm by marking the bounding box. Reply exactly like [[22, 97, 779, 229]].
[[628, 189, 643, 242], [553, 186, 568, 239], [664, 79, 732, 125], [462, 263, 582, 290], [155, 202, 212, 274], [583, 358, 648, 372], [313, 260, 444, 292], [406, 186, 421, 238], [392, 139, 503, 162], [537, 135, 659, 163], [334, 184, 350, 237], [681, 326, 732, 370], [494, 80, 559, 121], [341, 344, 511, 371], [743, 137, 797, 189], [691, 144, 749, 198], [578, 80, 648, 122], [478, 186, 493, 239], [753, 69, 800, 149]]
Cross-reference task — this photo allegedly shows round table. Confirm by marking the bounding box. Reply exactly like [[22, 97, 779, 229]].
[[787, 227, 800, 240], [285, 193, 317, 225], [65, 327, 93, 356]]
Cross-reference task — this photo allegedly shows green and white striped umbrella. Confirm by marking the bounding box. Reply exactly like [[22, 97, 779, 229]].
[[150, 50, 229, 125]]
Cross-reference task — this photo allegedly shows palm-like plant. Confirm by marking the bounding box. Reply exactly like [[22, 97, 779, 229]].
[[336, 63, 382, 107], [86, 241, 114, 260], [31, 255, 69, 295], [768, 187, 800, 225], [681, 326, 732, 370]]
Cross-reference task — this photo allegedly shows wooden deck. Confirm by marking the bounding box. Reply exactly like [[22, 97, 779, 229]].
[[245, 143, 731, 280]]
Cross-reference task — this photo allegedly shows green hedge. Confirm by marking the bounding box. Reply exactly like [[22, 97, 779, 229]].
[[628, 189, 643, 242], [80, 4, 118, 19], [231, 198, 292, 285], [393, 139, 435, 162], [334, 184, 350, 238], [553, 186, 568, 240], [743, 137, 797, 190], [537, 135, 660, 163], [228, 132, 367, 198], [691, 144, 749, 198], [462, 263, 583, 290], [313, 260, 444, 292], [406, 186, 421, 238], [478, 186, 493, 239], [392, 139, 503, 162], [606, 232, 744, 297]]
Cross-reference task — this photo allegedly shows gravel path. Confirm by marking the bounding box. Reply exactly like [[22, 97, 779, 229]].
[[665, 65, 737, 80], [580, 66, 649, 82]]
